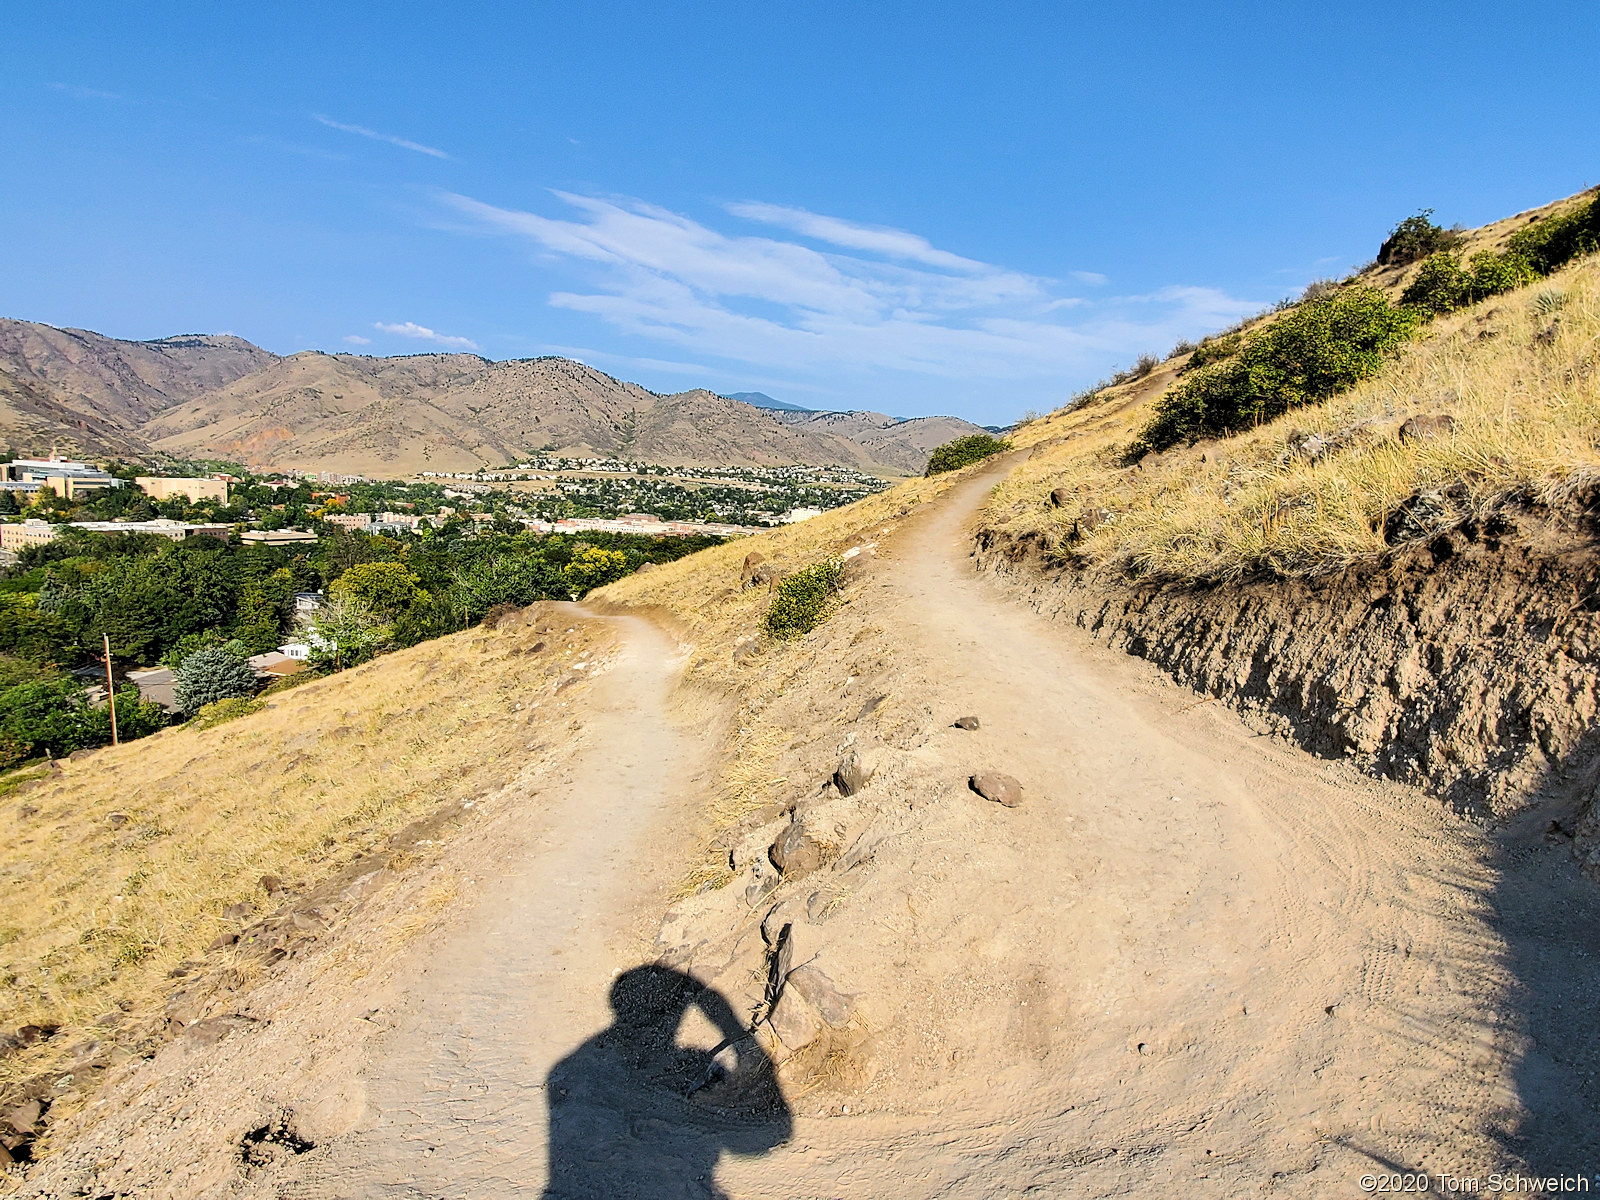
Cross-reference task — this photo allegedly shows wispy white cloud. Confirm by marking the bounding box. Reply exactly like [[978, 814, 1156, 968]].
[[726, 201, 992, 273], [342, 334, 372, 345], [373, 321, 478, 350], [440, 190, 1259, 410], [314, 115, 450, 160]]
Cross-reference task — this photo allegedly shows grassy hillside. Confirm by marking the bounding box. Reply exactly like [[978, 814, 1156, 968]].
[[988, 192, 1600, 581], [0, 610, 608, 1121]]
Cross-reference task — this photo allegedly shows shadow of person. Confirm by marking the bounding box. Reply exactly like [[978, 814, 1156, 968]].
[[543, 964, 793, 1198]]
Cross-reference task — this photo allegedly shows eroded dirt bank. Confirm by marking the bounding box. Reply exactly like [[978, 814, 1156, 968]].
[[976, 504, 1600, 875]]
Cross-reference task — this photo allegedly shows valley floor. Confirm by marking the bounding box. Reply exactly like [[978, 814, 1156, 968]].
[[19, 470, 1600, 1198]]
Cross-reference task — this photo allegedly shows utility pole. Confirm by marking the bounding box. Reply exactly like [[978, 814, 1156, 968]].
[[103, 632, 119, 747]]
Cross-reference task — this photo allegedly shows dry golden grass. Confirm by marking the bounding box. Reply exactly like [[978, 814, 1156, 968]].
[[0, 608, 605, 1099], [987, 254, 1600, 581]]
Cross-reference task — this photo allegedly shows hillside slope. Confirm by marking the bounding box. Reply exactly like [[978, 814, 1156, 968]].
[[0, 318, 278, 432], [772, 408, 991, 474], [0, 320, 978, 474], [143, 353, 896, 474]]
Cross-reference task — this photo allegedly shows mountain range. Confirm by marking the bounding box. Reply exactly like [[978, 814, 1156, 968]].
[[0, 318, 986, 477]]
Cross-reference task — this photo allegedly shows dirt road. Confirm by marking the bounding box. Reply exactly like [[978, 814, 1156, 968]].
[[35, 471, 1595, 1198]]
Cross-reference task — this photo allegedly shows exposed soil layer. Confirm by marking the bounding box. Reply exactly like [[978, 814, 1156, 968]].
[[976, 500, 1600, 877]]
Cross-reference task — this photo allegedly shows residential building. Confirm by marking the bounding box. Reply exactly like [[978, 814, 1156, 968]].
[[246, 651, 303, 679], [324, 513, 373, 530], [373, 511, 425, 532], [241, 528, 318, 545], [0, 518, 61, 551], [135, 476, 228, 504], [293, 592, 324, 615], [278, 642, 313, 661]]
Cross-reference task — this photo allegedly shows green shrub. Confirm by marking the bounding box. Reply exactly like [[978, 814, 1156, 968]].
[[1378, 209, 1464, 267], [191, 696, 265, 730], [1507, 194, 1600, 275], [925, 434, 1011, 476], [1180, 333, 1242, 373], [173, 644, 257, 715], [763, 558, 845, 641], [1465, 249, 1537, 300], [1133, 287, 1419, 455], [1401, 252, 1469, 314], [1403, 247, 1540, 315]]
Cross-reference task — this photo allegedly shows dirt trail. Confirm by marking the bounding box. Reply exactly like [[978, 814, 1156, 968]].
[[55, 471, 1596, 1197], [277, 609, 709, 1197], [293, 471, 1600, 1196]]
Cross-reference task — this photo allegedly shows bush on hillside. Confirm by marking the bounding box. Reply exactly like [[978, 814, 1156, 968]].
[[1133, 287, 1420, 455], [925, 434, 1011, 476], [1179, 333, 1241, 374], [1377, 209, 1464, 267], [1506, 194, 1600, 275], [174, 644, 258, 715], [1401, 248, 1542, 315], [192, 696, 266, 730], [763, 558, 845, 641], [1403, 196, 1600, 317]]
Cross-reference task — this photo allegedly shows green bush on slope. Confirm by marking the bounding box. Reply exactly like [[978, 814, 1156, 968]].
[[925, 434, 1011, 476], [763, 558, 845, 640], [1133, 287, 1421, 455]]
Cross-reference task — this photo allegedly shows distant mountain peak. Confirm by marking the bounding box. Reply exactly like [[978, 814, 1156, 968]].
[[724, 390, 816, 413]]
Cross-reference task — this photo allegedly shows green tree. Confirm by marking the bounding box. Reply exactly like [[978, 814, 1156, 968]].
[[329, 561, 424, 620], [564, 547, 629, 596], [0, 593, 75, 665], [174, 644, 258, 715], [0, 678, 165, 767], [307, 594, 388, 670]]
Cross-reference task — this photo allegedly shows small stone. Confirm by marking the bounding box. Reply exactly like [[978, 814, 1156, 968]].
[[953, 716, 980, 730], [3, 1099, 42, 1135], [740, 551, 768, 588], [787, 962, 856, 1028], [744, 871, 780, 906], [635, 561, 658, 574], [181, 1015, 256, 1046], [107, 811, 130, 828], [833, 750, 876, 797], [970, 772, 1023, 808], [259, 875, 284, 896], [1049, 487, 1071, 508], [223, 902, 253, 920], [206, 932, 239, 952], [768, 984, 822, 1051], [770, 820, 831, 879]]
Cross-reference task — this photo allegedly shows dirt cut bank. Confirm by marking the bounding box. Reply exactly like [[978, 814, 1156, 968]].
[[977, 491, 1600, 876]]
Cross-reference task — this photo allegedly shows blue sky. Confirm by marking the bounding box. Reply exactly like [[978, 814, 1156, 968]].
[[2, 3, 1596, 425]]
